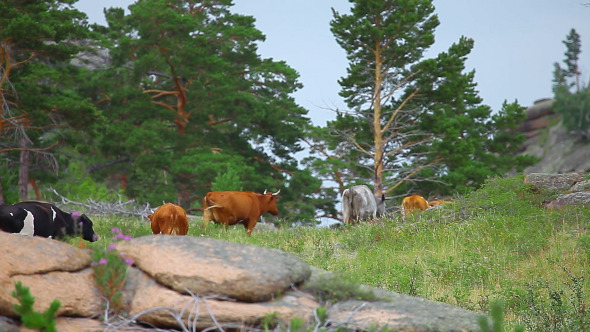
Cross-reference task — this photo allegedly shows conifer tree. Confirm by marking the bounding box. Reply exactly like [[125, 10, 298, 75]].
[[553, 28, 590, 139], [81, 0, 317, 221], [0, 0, 100, 201], [305, 0, 535, 211], [326, 0, 439, 197]]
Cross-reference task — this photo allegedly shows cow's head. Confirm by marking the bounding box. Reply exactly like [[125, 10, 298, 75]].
[[263, 189, 280, 215], [375, 194, 386, 217], [75, 214, 99, 242]]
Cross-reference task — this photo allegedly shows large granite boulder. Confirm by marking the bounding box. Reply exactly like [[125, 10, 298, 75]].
[[116, 235, 311, 302], [0, 234, 101, 318], [0, 233, 486, 331]]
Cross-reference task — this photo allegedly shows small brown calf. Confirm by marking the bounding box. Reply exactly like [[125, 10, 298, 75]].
[[401, 195, 429, 216], [148, 203, 189, 235]]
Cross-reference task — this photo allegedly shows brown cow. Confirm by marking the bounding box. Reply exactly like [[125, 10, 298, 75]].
[[401, 195, 429, 216], [202, 189, 280, 236], [148, 203, 189, 235]]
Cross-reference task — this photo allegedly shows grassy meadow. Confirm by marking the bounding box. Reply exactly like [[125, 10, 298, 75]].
[[81, 175, 590, 331]]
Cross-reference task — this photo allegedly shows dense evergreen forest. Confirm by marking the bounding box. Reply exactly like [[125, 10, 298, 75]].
[[0, 0, 538, 223]]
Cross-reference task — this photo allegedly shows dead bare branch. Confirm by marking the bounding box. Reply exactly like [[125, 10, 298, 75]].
[[48, 188, 154, 219]]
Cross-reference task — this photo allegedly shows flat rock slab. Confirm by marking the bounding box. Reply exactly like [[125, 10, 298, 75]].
[[0, 233, 90, 276], [123, 268, 318, 330], [546, 191, 590, 209], [0, 233, 98, 318], [524, 173, 584, 192], [328, 297, 484, 332], [117, 235, 311, 302]]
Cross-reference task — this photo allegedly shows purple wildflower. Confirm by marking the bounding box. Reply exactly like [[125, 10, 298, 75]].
[[124, 258, 134, 266], [72, 211, 81, 218], [111, 227, 121, 234], [123, 235, 132, 241], [99, 258, 108, 265], [108, 243, 117, 250], [91, 262, 98, 267]]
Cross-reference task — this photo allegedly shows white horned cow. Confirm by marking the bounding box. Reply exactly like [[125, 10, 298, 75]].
[[341, 185, 386, 224]]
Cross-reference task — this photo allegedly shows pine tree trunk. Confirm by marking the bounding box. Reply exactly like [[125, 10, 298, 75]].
[[0, 176, 5, 204], [18, 140, 29, 201], [372, 44, 384, 196]]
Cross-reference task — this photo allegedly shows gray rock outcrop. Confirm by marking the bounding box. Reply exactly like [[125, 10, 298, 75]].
[[519, 99, 590, 174], [524, 172, 590, 209], [524, 172, 584, 192]]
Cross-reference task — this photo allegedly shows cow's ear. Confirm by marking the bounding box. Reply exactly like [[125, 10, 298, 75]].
[[148, 214, 153, 220]]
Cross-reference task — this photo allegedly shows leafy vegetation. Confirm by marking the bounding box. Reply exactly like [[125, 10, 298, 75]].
[[300, 272, 379, 304], [75, 175, 589, 330], [90, 227, 134, 315], [11, 281, 61, 332], [553, 28, 590, 140]]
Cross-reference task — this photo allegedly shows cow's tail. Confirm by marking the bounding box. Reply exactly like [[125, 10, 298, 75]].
[[172, 208, 189, 235], [202, 197, 221, 229], [341, 189, 352, 224], [170, 212, 181, 235]]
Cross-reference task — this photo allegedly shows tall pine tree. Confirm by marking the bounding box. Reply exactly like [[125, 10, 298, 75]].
[[81, 0, 318, 221], [0, 0, 100, 201], [327, 0, 439, 198], [304, 0, 535, 218], [552, 28, 590, 139]]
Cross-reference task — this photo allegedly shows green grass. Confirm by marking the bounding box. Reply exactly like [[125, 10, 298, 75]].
[[73, 175, 590, 331]]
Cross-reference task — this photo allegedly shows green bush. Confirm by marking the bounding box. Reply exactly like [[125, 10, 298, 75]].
[[301, 273, 378, 303], [12, 281, 61, 332]]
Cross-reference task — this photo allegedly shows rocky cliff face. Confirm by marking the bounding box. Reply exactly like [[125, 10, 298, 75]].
[[519, 98, 590, 174]]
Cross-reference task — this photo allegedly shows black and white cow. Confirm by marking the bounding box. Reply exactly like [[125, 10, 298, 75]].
[[0, 201, 99, 242]]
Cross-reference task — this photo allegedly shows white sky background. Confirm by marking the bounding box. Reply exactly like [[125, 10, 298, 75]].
[[74, 0, 590, 127]]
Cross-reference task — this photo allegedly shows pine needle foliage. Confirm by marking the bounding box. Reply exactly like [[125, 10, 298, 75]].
[[11, 281, 61, 332]]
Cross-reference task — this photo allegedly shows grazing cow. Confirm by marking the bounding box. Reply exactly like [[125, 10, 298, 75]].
[[202, 189, 280, 236], [0, 201, 98, 242], [148, 203, 189, 235], [428, 199, 453, 207], [341, 185, 386, 224], [401, 195, 429, 216]]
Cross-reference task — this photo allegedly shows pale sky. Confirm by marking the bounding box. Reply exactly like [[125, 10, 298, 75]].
[[74, 0, 590, 126]]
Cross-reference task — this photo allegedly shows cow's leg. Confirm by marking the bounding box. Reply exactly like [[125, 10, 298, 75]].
[[245, 218, 256, 236], [202, 208, 212, 229]]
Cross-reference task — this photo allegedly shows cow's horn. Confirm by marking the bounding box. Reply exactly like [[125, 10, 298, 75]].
[[272, 189, 281, 196], [264, 189, 268, 195]]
